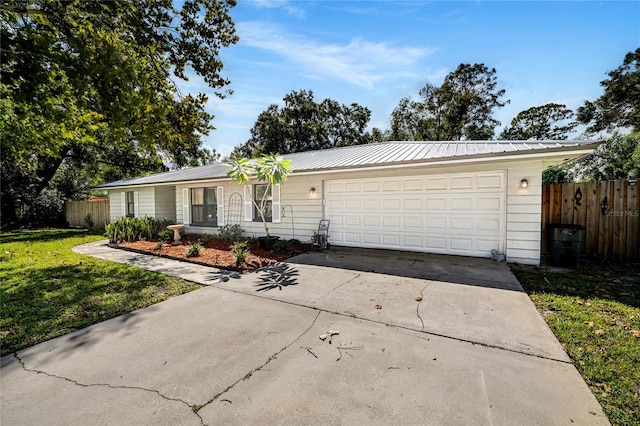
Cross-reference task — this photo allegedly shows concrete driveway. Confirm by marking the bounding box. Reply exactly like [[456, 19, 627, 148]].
[[1, 242, 608, 425]]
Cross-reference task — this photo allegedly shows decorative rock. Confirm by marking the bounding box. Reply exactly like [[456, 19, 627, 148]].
[[319, 334, 328, 341]]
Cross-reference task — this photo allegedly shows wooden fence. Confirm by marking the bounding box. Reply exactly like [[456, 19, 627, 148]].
[[542, 180, 640, 262], [64, 200, 110, 229]]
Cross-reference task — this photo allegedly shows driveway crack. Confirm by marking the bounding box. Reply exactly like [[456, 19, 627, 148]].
[[416, 282, 431, 331], [317, 272, 362, 300], [194, 310, 321, 417], [13, 353, 204, 425]]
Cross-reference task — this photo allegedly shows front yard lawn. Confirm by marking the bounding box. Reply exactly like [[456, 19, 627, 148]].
[[0, 229, 200, 356], [511, 261, 640, 426]]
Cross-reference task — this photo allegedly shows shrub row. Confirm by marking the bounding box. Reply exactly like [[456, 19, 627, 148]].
[[105, 216, 174, 244]]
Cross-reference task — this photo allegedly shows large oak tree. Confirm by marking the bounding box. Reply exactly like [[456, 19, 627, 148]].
[[1, 0, 238, 226]]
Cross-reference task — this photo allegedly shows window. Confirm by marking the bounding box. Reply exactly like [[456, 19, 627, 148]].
[[126, 191, 135, 217], [253, 184, 272, 222], [191, 187, 217, 226]]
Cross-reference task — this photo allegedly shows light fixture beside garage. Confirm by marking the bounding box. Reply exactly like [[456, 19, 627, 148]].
[[520, 179, 529, 189], [310, 187, 316, 194]]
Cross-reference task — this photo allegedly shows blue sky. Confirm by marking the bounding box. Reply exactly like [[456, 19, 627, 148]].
[[179, 1, 640, 157]]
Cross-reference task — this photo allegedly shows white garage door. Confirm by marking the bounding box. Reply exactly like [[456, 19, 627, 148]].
[[324, 171, 506, 257]]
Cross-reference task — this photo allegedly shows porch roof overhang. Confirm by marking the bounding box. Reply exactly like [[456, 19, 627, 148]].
[[95, 140, 601, 190]]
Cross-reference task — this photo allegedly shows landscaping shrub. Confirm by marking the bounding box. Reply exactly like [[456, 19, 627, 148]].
[[230, 241, 249, 264], [17, 188, 67, 228], [217, 224, 243, 241], [186, 241, 201, 257], [271, 239, 291, 254], [105, 216, 174, 244]]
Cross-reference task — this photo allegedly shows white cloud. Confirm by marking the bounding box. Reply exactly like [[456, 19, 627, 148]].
[[236, 21, 434, 89], [248, 0, 306, 18]]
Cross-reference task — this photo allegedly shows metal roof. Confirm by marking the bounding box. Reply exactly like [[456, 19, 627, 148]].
[[96, 140, 600, 188]]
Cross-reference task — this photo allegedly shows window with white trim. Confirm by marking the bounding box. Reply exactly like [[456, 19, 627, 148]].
[[253, 184, 272, 222], [190, 187, 217, 227], [126, 191, 135, 217]]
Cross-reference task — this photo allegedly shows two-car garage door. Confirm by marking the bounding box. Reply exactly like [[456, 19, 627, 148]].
[[324, 171, 506, 258]]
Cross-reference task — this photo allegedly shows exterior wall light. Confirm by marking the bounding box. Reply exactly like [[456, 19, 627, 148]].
[[310, 187, 316, 194], [520, 179, 529, 189]]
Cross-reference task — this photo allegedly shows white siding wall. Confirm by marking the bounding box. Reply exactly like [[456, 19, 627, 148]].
[[505, 160, 543, 265], [107, 190, 122, 221], [154, 186, 176, 221], [136, 187, 155, 217], [107, 187, 156, 220]]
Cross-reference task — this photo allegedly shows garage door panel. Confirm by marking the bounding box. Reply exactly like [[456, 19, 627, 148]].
[[403, 217, 422, 228], [403, 179, 422, 191], [382, 234, 400, 246], [345, 233, 361, 243], [478, 174, 503, 188], [450, 238, 473, 251], [325, 171, 506, 258], [451, 198, 473, 210], [450, 217, 473, 231], [363, 199, 379, 210], [382, 199, 399, 210], [383, 216, 400, 227], [450, 176, 474, 189], [363, 181, 380, 192], [363, 234, 378, 244], [426, 237, 447, 250], [426, 216, 447, 230], [477, 196, 503, 211], [345, 216, 360, 226], [403, 236, 422, 248], [364, 216, 379, 227], [404, 199, 422, 210], [383, 180, 401, 191], [345, 182, 361, 192], [426, 198, 447, 210]]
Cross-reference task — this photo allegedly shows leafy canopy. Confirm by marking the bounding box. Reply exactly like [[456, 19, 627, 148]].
[[390, 63, 508, 141], [501, 103, 577, 140], [0, 0, 238, 227], [232, 90, 372, 158], [577, 48, 640, 133]]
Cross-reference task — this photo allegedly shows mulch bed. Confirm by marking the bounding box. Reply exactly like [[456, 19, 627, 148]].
[[117, 234, 312, 272]]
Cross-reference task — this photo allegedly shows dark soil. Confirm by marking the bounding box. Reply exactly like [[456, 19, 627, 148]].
[[118, 234, 311, 272]]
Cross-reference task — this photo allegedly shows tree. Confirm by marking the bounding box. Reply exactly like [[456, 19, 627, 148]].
[[577, 48, 640, 133], [232, 90, 372, 157], [0, 0, 238, 227], [501, 103, 577, 140], [573, 132, 640, 181], [390, 63, 508, 141], [226, 154, 292, 237]]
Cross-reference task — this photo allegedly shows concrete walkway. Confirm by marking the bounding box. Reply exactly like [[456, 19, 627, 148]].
[[1, 241, 608, 425]]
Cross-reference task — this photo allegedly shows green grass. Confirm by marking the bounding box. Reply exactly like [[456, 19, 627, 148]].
[[511, 262, 640, 426], [0, 229, 200, 356]]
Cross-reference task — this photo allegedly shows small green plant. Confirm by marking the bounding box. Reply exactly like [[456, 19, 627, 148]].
[[230, 241, 249, 264], [217, 224, 244, 241], [271, 239, 291, 254], [157, 229, 173, 243], [153, 241, 163, 250], [84, 213, 95, 230], [186, 242, 201, 257]]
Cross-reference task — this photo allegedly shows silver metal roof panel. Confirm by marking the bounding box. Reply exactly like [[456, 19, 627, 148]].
[[96, 140, 600, 188]]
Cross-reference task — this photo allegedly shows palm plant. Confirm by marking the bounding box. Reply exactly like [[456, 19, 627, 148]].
[[226, 154, 292, 237]]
